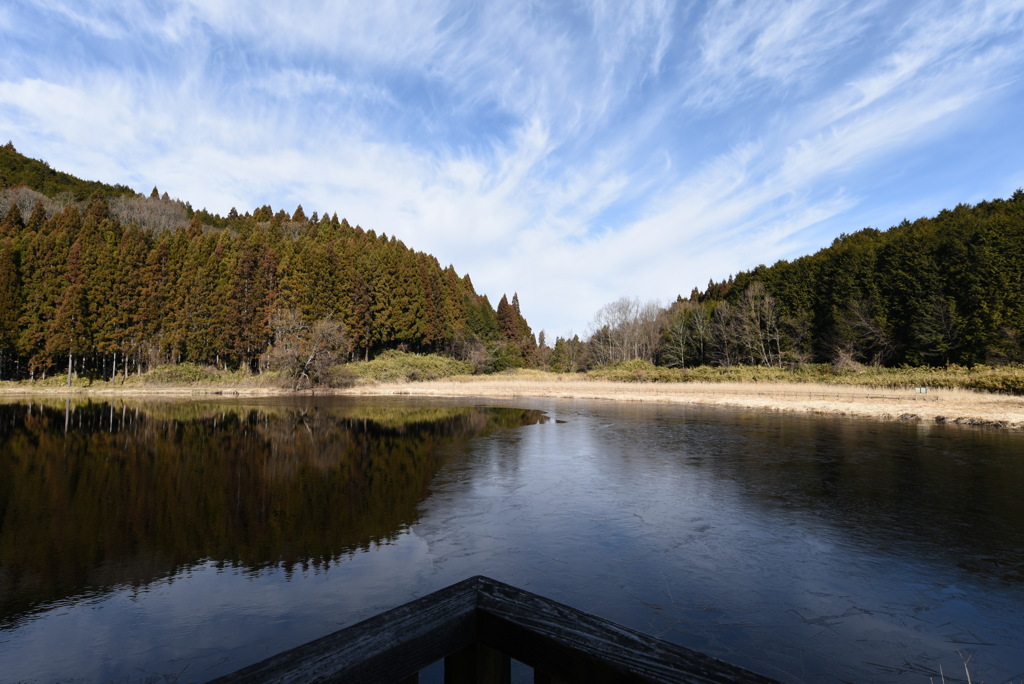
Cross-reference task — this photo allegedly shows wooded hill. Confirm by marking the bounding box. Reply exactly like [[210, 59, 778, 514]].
[[3, 142, 1021, 382], [656, 190, 1024, 369], [0, 143, 534, 381]]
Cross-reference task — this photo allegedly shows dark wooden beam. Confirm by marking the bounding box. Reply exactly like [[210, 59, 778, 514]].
[[473, 577, 780, 684], [208, 576, 783, 684], [208, 577, 480, 684]]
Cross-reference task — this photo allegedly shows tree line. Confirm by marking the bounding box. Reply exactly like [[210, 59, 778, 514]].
[[5, 142, 1020, 380], [554, 190, 1024, 372], [0, 144, 535, 382]]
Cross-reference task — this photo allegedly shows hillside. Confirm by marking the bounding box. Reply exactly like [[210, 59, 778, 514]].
[[0, 142, 136, 202], [0, 145, 535, 382], [673, 191, 1024, 368]]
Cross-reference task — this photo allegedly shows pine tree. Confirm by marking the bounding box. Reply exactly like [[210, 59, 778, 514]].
[[26, 200, 47, 232], [0, 203, 24, 237], [0, 239, 19, 379], [48, 240, 91, 385]]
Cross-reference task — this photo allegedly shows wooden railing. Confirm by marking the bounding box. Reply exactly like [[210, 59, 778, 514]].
[[210, 575, 782, 683]]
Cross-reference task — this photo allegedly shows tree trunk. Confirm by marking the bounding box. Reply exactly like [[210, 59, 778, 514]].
[[67, 351, 73, 387]]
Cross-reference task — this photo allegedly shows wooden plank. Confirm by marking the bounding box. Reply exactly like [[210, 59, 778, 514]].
[[210, 576, 784, 684], [208, 577, 481, 684], [473, 578, 781, 684]]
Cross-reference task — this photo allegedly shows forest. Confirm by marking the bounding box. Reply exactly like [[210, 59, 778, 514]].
[[578, 190, 1024, 373], [0, 142, 534, 382], [2, 141, 1023, 384]]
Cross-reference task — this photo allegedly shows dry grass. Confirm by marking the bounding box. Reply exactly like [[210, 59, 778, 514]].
[[340, 375, 1024, 429], [4, 369, 1023, 429]]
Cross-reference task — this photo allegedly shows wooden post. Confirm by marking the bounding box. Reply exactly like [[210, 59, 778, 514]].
[[533, 672, 569, 684], [445, 642, 511, 684]]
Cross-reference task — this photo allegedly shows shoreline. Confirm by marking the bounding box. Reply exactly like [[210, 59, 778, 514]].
[[3, 378, 1024, 429], [341, 379, 1024, 429]]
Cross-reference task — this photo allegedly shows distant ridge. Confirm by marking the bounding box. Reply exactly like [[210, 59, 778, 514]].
[[0, 141, 137, 202]]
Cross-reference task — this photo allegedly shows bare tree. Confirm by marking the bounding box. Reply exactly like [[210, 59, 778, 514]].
[[846, 298, 898, 365], [587, 297, 665, 365], [662, 300, 713, 368], [734, 283, 783, 367], [711, 301, 739, 366], [265, 308, 352, 391], [108, 194, 189, 231], [0, 186, 69, 219]]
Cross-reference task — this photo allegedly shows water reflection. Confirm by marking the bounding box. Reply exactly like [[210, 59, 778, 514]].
[[0, 398, 548, 627], [2, 397, 1023, 683], [602, 409, 1024, 584]]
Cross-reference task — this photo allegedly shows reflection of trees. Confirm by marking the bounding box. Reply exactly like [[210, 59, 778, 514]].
[[0, 400, 546, 625], [676, 417, 1024, 582]]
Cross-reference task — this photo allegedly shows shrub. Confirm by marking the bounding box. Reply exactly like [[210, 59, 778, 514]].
[[140, 363, 220, 385], [350, 350, 474, 383]]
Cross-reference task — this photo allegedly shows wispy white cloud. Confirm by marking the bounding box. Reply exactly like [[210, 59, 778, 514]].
[[24, 0, 132, 39], [247, 68, 393, 106], [687, 0, 882, 108], [177, 0, 450, 67], [1, 0, 1023, 336]]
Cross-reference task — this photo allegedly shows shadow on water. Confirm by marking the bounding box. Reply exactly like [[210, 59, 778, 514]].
[[0, 397, 548, 628]]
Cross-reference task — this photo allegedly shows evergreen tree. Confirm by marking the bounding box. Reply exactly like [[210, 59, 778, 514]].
[[47, 240, 91, 384], [1, 203, 24, 237], [0, 151, 541, 377], [0, 239, 19, 378]]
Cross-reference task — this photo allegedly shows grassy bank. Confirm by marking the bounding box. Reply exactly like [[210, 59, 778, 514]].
[[3, 356, 1023, 396], [586, 360, 1024, 395], [4, 357, 1023, 430]]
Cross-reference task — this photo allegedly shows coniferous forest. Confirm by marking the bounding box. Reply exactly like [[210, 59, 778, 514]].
[[2, 140, 1023, 385], [0, 142, 534, 382], [652, 190, 1024, 370]]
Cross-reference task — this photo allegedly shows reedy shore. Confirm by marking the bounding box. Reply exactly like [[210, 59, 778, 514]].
[[3, 366, 1023, 430]]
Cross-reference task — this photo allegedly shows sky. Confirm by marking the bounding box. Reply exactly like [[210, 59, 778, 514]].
[[2, 1, 1023, 338]]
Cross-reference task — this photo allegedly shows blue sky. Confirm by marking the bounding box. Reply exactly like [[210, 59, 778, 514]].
[[2, 1, 1023, 338]]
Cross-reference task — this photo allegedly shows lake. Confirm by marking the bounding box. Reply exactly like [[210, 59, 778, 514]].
[[1, 396, 1022, 683]]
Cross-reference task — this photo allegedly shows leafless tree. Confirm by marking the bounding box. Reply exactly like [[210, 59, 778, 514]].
[[711, 301, 739, 366], [735, 283, 783, 367], [587, 297, 665, 365], [108, 194, 189, 231], [0, 186, 69, 219], [846, 298, 898, 365], [662, 300, 713, 368], [707, 284, 783, 367], [265, 307, 352, 391]]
